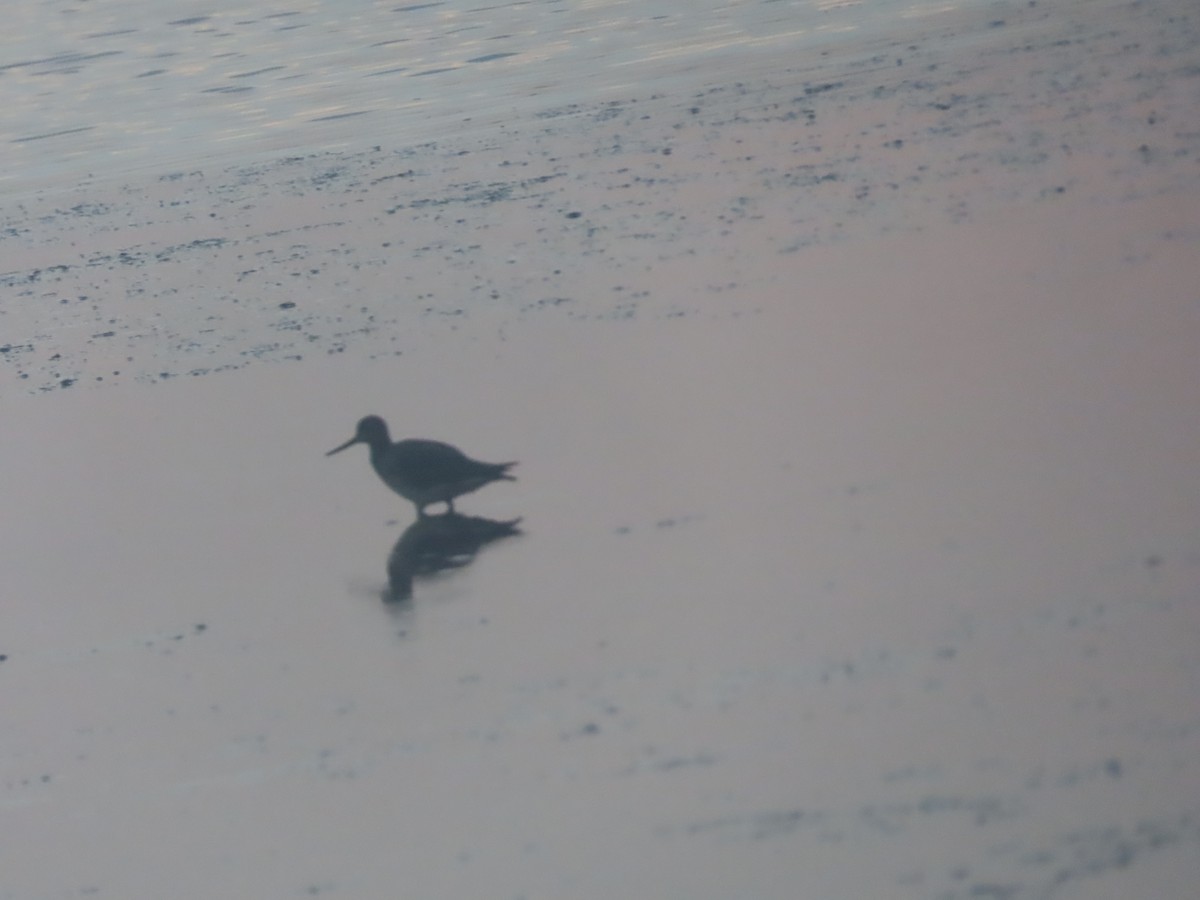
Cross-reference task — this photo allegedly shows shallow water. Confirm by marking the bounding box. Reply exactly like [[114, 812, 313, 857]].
[[2, 0, 1199, 898], [5, 0, 935, 190]]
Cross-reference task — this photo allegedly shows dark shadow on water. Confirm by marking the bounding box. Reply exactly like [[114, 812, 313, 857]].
[[383, 512, 522, 604]]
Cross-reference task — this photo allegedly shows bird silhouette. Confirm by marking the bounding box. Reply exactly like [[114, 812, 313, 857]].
[[327, 415, 515, 517]]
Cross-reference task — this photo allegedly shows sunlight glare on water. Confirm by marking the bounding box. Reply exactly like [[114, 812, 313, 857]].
[[1, 0, 969, 189]]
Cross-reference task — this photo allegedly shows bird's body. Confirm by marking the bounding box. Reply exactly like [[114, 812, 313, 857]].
[[328, 415, 515, 517]]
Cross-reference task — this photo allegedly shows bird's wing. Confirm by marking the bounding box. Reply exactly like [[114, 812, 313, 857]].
[[391, 439, 471, 488]]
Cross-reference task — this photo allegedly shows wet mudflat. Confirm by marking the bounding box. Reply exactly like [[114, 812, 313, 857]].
[[1, 1, 1199, 898]]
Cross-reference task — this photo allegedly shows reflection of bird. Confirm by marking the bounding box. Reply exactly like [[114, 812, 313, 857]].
[[386, 513, 522, 602], [327, 415, 516, 517]]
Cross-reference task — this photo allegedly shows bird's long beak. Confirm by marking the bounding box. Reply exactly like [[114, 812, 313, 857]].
[[326, 436, 360, 456]]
